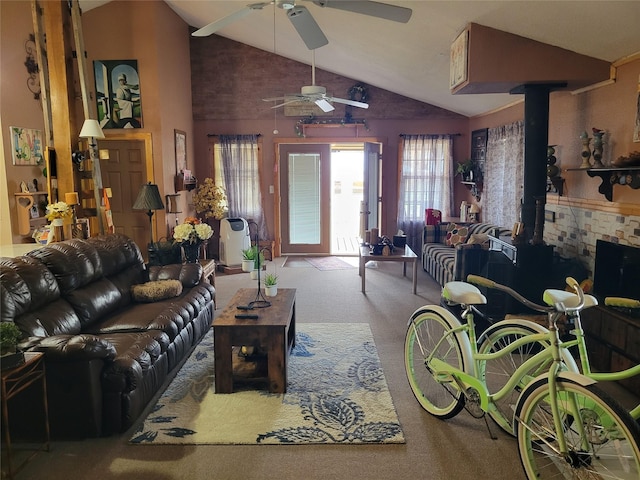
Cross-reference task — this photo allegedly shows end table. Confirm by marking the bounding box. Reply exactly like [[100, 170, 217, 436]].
[[1, 352, 50, 480]]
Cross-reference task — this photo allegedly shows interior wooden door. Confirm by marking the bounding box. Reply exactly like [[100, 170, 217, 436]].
[[99, 139, 149, 250], [279, 143, 331, 255]]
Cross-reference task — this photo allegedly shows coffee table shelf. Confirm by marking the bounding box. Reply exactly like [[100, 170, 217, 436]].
[[213, 288, 296, 394]]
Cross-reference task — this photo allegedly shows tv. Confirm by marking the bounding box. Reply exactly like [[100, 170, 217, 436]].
[[593, 240, 640, 301]]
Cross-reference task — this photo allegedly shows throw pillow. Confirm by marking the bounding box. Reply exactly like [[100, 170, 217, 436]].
[[445, 223, 469, 247], [131, 280, 183, 303], [466, 233, 490, 245]]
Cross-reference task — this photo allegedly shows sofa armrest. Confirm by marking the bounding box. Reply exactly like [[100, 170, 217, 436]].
[[22, 334, 117, 361], [453, 243, 489, 281], [147, 263, 203, 288]]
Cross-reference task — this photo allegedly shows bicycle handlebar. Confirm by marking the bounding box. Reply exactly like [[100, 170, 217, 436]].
[[466, 274, 589, 315], [605, 297, 640, 309], [466, 274, 552, 314]]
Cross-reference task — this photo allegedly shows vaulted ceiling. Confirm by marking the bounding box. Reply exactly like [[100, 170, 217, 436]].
[[81, 1, 640, 117]]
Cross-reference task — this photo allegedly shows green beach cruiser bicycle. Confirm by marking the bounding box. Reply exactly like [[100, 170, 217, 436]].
[[405, 276, 640, 479]]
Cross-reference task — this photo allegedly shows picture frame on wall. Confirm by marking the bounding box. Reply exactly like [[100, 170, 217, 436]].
[[175, 129, 187, 173], [9, 126, 43, 166], [94, 59, 142, 129], [450, 28, 468, 90]]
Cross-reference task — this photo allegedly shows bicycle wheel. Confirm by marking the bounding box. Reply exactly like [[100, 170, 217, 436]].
[[478, 321, 579, 436], [515, 376, 640, 479], [404, 306, 466, 418]]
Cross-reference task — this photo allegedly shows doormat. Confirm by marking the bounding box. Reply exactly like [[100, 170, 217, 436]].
[[130, 323, 404, 445], [304, 257, 357, 271]]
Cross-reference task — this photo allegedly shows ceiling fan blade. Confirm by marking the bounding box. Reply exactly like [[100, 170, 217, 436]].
[[315, 98, 335, 112], [287, 6, 328, 50], [329, 96, 369, 109], [270, 98, 306, 109], [192, 2, 271, 37], [262, 96, 286, 102], [312, 1, 412, 23]]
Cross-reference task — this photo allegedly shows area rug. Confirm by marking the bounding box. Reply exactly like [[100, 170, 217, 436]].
[[130, 323, 404, 445], [304, 256, 356, 271]]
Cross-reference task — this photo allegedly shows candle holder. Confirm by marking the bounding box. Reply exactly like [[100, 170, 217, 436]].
[[579, 131, 592, 169]]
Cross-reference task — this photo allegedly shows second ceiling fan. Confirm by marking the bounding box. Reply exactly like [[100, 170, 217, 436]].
[[192, 0, 413, 50], [263, 50, 369, 112]]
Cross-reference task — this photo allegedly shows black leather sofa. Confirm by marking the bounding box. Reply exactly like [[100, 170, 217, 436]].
[[0, 234, 215, 438]]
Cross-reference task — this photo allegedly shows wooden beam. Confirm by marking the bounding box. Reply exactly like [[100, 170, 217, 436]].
[[42, 0, 77, 199]]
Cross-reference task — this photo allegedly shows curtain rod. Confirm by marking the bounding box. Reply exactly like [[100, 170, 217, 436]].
[[207, 133, 262, 137], [399, 133, 462, 137]]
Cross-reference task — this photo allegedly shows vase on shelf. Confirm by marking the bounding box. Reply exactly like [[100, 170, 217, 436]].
[[592, 129, 605, 168], [182, 242, 201, 263]]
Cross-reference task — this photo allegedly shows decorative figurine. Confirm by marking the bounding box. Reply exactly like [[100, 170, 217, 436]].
[[591, 128, 605, 168], [579, 131, 592, 169]]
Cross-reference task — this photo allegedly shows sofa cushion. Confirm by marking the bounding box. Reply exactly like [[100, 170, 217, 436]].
[[131, 280, 183, 303], [445, 223, 469, 246]]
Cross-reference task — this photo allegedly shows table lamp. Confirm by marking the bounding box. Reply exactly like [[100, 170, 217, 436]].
[[133, 182, 164, 245], [469, 204, 480, 222]]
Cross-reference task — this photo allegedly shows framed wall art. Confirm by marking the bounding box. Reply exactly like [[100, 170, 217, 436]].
[[94, 60, 142, 129], [450, 28, 469, 90], [9, 126, 43, 166]]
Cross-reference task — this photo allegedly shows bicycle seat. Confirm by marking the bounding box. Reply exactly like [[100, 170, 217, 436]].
[[442, 281, 487, 306], [542, 289, 598, 312]]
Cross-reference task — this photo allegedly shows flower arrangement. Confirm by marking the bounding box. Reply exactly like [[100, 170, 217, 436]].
[[45, 201, 72, 221], [173, 217, 213, 244], [192, 178, 227, 220]]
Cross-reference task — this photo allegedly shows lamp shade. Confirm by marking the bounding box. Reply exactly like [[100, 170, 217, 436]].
[[469, 204, 481, 214], [133, 182, 165, 211], [79, 119, 105, 139]]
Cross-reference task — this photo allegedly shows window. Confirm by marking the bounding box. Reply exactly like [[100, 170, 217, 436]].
[[213, 134, 267, 238], [397, 135, 453, 252]]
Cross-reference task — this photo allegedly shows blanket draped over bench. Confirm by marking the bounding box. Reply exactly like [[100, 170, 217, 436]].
[[0, 234, 215, 438]]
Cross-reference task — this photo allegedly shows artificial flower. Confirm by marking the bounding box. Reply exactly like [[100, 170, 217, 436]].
[[173, 217, 213, 244], [45, 201, 72, 221], [192, 178, 227, 220]]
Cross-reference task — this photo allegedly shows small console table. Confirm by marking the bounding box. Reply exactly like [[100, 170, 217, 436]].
[[1, 352, 50, 480]]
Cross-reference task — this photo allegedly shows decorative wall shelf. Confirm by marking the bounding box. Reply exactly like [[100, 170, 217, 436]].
[[14, 191, 48, 235], [567, 166, 640, 201]]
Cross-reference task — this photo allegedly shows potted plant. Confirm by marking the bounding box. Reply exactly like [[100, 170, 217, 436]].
[[0, 322, 24, 370], [241, 247, 256, 272], [264, 273, 278, 297], [250, 250, 265, 280], [456, 159, 475, 182]]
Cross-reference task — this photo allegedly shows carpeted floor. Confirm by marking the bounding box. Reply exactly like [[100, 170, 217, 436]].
[[130, 323, 403, 445], [14, 261, 534, 480]]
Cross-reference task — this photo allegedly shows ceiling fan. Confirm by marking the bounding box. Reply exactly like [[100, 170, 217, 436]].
[[192, 1, 412, 50], [262, 50, 369, 112]]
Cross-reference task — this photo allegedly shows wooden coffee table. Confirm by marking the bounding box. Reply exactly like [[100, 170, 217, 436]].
[[213, 288, 296, 394], [359, 244, 418, 294]]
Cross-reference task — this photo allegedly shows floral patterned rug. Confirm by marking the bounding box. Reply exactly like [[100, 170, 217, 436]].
[[130, 323, 404, 445]]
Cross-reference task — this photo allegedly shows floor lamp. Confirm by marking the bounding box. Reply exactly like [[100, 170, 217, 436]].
[[133, 182, 164, 254]]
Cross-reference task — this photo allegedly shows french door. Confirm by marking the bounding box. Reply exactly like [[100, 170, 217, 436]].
[[278, 141, 381, 256], [280, 144, 331, 254]]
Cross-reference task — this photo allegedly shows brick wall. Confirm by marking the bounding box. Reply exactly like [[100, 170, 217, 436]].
[[543, 203, 640, 277]]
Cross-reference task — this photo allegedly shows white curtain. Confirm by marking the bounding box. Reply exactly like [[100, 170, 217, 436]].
[[484, 121, 524, 229], [397, 135, 454, 252], [218, 135, 268, 239]]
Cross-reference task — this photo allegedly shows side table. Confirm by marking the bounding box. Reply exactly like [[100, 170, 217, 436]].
[[1, 352, 50, 480], [200, 258, 216, 287]]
